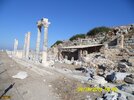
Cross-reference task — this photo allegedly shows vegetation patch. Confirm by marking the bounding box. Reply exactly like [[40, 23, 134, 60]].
[[69, 34, 86, 41], [87, 26, 112, 36], [51, 40, 63, 47]]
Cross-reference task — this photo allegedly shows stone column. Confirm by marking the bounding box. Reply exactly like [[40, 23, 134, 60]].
[[23, 34, 27, 58], [16, 40, 18, 49], [85, 50, 88, 56], [14, 39, 18, 55], [26, 32, 31, 59], [78, 50, 82, 61], [35, 25, 41, 61], [16, 39, 18, 56], [71, 57, 74, 62], [120, 34, 124, 48], [14, 39, 17, 53], [42, 18, 50, 63]]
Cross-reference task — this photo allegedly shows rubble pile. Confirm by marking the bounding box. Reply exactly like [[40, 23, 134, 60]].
[[83, 53, 115, 70], [72, 48, 134, 99], [51, 24, 134, 100], [96, 91, 129, 100]]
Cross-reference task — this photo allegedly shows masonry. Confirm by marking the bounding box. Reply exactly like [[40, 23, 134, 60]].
[[125, 38, 134, 52], [60, 44, 103, 60]]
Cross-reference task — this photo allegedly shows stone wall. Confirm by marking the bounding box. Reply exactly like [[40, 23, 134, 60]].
[[125, 38, 134, 52]]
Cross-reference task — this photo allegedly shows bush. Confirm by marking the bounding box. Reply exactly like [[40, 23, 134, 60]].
[[51, 40, 63, 47], [69, 34, 85, 41], [87, 26, 112, 36]]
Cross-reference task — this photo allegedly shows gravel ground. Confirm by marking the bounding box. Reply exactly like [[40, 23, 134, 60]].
[[0, 52, 60, 100]]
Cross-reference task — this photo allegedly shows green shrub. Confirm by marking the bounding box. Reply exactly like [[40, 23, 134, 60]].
[[87, 26, 112, 36], [69, 34, 85, 41], [51, 40, 63, 47]]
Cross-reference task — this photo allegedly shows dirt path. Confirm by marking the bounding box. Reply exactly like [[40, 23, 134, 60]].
[[0, 52, 60, 100]]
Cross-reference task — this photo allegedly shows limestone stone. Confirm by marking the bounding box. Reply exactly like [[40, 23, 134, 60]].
[[96, 98, 103, 100], [118, 62, 129, 68], [127, 96, 134, 100], [124, 77, 134, 84], [106, 72, 130, 82], [117, 84, 134, 94], [94, 76, 107, 85], [103, 92, 118, 100], [129, 57, 134, 66]]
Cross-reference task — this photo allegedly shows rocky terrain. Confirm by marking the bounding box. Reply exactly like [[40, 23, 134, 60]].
[[49, 24, 134, 100]]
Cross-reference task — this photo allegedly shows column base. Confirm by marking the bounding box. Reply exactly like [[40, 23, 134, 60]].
[[42, 51, 48, 66]]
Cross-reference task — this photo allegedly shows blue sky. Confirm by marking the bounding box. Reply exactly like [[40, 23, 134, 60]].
[[0, 0, 134, 50]]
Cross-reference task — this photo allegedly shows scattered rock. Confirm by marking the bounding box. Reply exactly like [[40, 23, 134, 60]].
[[64, 59, 73, 64], [98, 64, 107, 71], [75, 67, 88, 73], [86, 68, 95, 78], [74, 61, 82, 66], [94, 76, 107, 85], [124, 74, 134, 84], [12, 71, 28, 79], [118, 62, 129, 68], [97, 91, 127, 100], [96, 97, 103, 100], [48, 85, 52, 87], [120, 59, 132, 66], [81, 80, 84, 84], [86, 95, 92, 100], [97, 69, 105, 76], [128, 57, 134, 66], [105, 72, 129, 82], [124, 77, 134, 84], [127, 96, 134, 100], [118, 93, 127, 100], [129, 74, 134, 78], [103, 92, 118, 100], [117, 84, 134, 94], [0, 61, 3, 65]]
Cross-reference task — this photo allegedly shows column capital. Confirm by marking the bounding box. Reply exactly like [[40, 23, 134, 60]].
[[27, 31, 31, 35], [41, 18, 50, 28]]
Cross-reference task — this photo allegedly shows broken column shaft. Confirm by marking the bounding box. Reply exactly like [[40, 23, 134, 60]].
[[26, 32, 31, 59], [35, 25, 41, 61], [42, 18, 50, 63]]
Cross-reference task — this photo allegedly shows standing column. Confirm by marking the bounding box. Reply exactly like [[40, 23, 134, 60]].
[[120, 34, 124, 48], [42, 18, 50, 63], [16, 39, 18, 56], [14, 39, 18, 55], [42, 27, 48, 63], [78, 50, 83, 61], [35, 25, 41, 61], [14, 39, 17, 54], [23, 34, 27, 58], [26, 32, 31, 59], [16, 40, 18, 50]]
